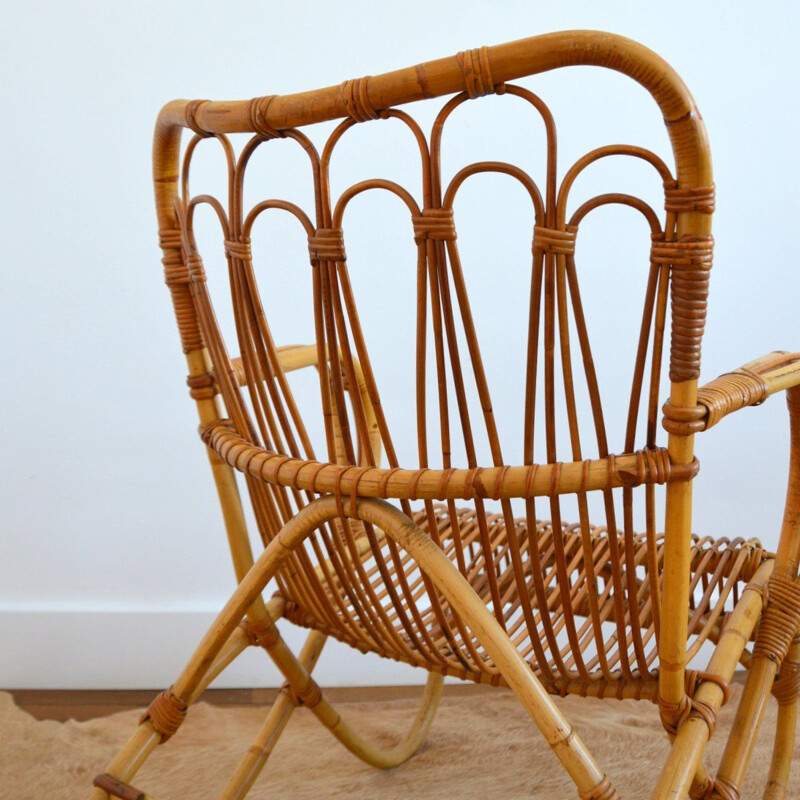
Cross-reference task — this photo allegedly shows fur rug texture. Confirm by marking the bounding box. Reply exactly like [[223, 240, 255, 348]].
[[1, 684, 796, 799]]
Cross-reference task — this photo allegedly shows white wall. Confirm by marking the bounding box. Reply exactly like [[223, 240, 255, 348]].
[[2, 0, 798, 689]]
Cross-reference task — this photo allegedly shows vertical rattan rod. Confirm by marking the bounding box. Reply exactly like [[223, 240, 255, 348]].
[[658, 199, 714, 732]]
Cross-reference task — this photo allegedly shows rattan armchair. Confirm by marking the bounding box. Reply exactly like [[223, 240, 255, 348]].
[[92, 31, 800, 799]]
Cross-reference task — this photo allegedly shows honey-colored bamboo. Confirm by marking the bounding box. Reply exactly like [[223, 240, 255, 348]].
[[92, 30, 800, 800]]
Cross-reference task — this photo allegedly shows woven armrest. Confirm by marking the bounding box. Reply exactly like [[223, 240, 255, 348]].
[[663, 351, 800, 434]]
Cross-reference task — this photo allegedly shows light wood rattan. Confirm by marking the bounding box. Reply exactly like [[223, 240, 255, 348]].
[[91, 31, 800, 800]]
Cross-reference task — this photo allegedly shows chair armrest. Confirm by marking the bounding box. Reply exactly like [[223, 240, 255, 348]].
[[663, 351, 800, 434], [230, 345, 317, 384], [231, 345, 381, 465]]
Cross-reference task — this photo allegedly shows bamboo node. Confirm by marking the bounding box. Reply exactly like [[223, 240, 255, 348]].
[[664, 183, 716, 214], [340, 76, 380, 122], [412, 208, 456, 243], [456, 47, 496, 98], [308, 228, 346, 262], [533, 225, 576, 255], [139, 687, 187, 743], [579, 775, 618, 800], [184, 99, 212, 138]]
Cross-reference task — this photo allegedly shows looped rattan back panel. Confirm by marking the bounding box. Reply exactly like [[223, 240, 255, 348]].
[[168, 78, 738, 690]]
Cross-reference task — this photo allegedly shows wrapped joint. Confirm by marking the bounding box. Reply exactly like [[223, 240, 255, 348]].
[[92, 774, 146, 800], [186, 372, 217, 400], [657, 669, 728, 738], [697, 368, 768, 428], [412, 208, 456, 243], [160, 229, 189, 286], [308, 228, 346, 261], [651, 235, 714, 382], [340, 76, 380, 122], [224, 239, 253, 261], [533, 226, 576, 256], [240, 616, 281, 648], [283, 677, 322, 708], [249, 95, 283, 139], [690, 776, 741, 800], [772, 653, 800, 705], [456, 46, 496, 98], [185, 252, 207, 283], [616, 447, 677, 485], [662, 400, 706, 435], [663, 366, 768, 434], [139, 686, 187, 743], [664, 183, 716, 214], [753, 575, 800, 664], [184, 99, 212, 138]]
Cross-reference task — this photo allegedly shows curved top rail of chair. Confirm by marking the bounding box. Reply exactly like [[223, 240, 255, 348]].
[[201, 419, 699, 502], [153, 30, 711, 193]]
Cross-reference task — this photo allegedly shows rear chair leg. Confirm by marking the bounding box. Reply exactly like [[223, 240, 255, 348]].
[[219, 629, 328, 800], [763, 635, 800, 800]]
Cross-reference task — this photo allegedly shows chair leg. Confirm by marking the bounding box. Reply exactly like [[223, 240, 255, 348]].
[[314, 671, 443, 769], [762, 635, 800, 800], [651, 561, 773, 800], [219, 629, 327, 800], [343, 497, 614, 799], [91, 497, 447, 799], [89, 599, 283, 800]]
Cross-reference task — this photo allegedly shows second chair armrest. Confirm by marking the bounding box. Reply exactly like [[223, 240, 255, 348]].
[[663, 351, 800, 434]]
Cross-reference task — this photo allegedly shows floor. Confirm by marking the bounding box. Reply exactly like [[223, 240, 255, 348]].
[[9, 684, 494, 721]]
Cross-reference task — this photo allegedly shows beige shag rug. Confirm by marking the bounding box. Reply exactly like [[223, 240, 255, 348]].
[[2, 685, 796, 799]]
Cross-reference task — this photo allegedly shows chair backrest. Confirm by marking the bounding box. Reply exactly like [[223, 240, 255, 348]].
[[154, 31, 719, 687]]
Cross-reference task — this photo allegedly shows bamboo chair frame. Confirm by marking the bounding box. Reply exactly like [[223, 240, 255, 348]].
[[91, 31, 800, 799]]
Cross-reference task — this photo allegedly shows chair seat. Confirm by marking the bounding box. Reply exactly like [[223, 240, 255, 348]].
[[280, 504, 766, 698]]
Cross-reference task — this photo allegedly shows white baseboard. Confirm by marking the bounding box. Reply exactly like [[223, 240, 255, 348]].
[[0, 608, 430, 690]]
